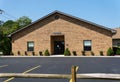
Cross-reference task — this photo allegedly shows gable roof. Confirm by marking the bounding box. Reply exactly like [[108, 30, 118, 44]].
[[8, 10, 116, 37]]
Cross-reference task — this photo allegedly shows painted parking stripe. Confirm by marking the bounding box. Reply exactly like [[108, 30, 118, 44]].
[[23, 65, 41, 74], [0, 65, 8, 68], [3, 65, 41, 82]]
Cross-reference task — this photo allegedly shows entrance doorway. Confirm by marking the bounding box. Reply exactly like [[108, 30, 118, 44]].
[[51, 35, 65, 55], [54, 41, 65, 54]]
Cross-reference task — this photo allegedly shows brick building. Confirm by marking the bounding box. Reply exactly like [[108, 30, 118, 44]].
[[113, 28, 120, 47], [8, 11, 116, 56], [112, 28, 120, 54]]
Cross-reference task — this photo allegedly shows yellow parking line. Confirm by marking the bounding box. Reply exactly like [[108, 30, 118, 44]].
[[0, 65, 8, 68], [4, 77, 15, 82], [4, 65, 41, 82], [23, 65, 40, 74]]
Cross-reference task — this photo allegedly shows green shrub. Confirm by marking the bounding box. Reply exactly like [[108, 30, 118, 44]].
[[10, 51, 14, 55], [107, 48, 114, 56], [44, 49, 50, 56], [64, 48, 71, 56], [100, 51, 103, 56], [116, 48, 120, 55]]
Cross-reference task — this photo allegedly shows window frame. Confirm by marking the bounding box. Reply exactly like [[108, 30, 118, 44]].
[[27, 41, 34, 51], [83, 40, 92, 51]]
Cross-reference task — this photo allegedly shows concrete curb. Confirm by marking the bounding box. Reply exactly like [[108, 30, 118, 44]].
[[1, 56, 120, 58]]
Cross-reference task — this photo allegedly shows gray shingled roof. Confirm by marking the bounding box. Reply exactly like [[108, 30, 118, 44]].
[[8, 10, 116, 37]]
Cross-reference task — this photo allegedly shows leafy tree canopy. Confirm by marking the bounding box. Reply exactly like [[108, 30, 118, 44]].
[[0, 16, 32, 35], [0, 16, 32, 55], [16, 16, 32, 28]]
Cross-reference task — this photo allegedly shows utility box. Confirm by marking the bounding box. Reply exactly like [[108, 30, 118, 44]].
[[0, 52, 3, 55]]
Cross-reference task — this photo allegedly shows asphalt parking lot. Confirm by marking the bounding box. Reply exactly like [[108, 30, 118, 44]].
[[0, 56, 120, 82]]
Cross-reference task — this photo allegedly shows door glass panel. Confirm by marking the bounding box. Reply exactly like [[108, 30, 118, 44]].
[[54, 41, 64, 54]]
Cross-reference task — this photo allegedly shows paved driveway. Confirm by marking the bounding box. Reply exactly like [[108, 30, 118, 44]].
[[0, 56, 120, 82]]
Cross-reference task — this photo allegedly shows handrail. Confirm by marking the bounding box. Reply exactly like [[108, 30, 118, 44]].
[[1, 73, 120, 80]]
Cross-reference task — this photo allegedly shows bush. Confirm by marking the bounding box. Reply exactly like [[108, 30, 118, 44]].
[[39, 51, 43, 56], [64, 48, 71, 56], [91, 51, 94, 56], [44, 49, 50, 56], [116, 48, 120, 55], [72, 51, 77, 56], [10, 51, 14, 55], [32, 52, 35, 56], [107, 48, 114, 56], [81, 51, 85, 56], [18, 51, 21, 55], [100, 51, 103, 56], [25, 51, 28, 56]]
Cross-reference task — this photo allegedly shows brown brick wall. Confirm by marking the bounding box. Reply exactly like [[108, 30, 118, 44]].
[[12, 14, 112, 56]]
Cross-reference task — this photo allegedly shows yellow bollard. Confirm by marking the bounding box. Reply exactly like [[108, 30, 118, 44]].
[[70, 66, 79, 82]]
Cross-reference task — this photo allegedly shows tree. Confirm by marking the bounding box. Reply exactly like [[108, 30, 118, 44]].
[[0, 16, 32, 55], [0, 20, 4, 26], [1, 20, 17, 35], [1, 37, 11, 55], [0, 31, 11, 55], [16, 16, 32, 28], [0, 16, 31, 35]]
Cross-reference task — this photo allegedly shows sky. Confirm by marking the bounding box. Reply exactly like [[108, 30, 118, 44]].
[[0, 0, 120, 28]]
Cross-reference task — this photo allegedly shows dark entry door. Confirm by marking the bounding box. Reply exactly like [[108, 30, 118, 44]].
[[54, 41, 65, 54]]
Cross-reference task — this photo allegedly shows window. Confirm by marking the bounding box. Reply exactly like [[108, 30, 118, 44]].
[[118, 43, 120, 47], [84, 40, 92, 51], [27, 41, 34, 51], [54, 15, 60, 19]]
